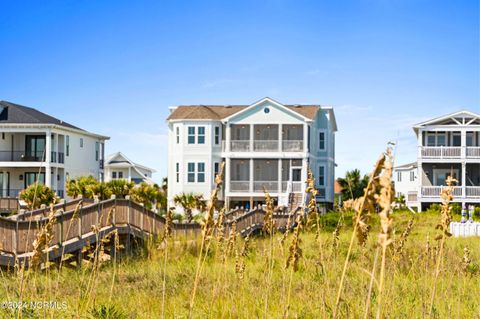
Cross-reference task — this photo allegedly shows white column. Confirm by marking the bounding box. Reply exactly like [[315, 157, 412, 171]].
[[301, 157, 308, 193], [225, 123, 231, 152], [278, 124, 283, 152], [462, 162, 466, 199], [277, 159, 282, 193], [249, 159, 254, 193], [303, 123, 309, 153], [417, 129, 423, 158], [2, 171, 7, 197], [250, 124, 254, 152], [128, 167, 132, 182], [225, 157, 231, 194], [461, 130, 466, 158], [45, 131, 52, 188], [418, 162, 423, 200]]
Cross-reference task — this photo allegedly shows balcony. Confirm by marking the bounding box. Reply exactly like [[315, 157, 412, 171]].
[[227, 124, 305, 153], [229, 180, 303, 194], [420, 186, 480, 199], [466, 147, 480, 158], [421, 147, 461, 159], [0, 151, 45, 162]]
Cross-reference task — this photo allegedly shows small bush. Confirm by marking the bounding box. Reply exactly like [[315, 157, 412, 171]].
[[88, 304, 127, 319], [20, 183, 58, 209]]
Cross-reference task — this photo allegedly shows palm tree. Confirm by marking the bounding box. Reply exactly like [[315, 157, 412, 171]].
[[130, 182, 158, 210], [91, 182, 112, 200], [337, 169, 369, 201], [66, 176, 98, 199], [107, 179, 134, 199], [173, 192, 200, 223]]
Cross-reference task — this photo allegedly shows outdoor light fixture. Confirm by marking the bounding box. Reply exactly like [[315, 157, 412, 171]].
[[19, 175, 23, 181]]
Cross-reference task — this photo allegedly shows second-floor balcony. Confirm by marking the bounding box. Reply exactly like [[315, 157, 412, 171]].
[[227, 124, 305, 152], [0, 150, 65, 163], [420, 146, 480, 159]]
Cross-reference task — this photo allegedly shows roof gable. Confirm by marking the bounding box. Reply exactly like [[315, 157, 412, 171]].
[[223, 97, 311, 123], [414, 110, 480, 128], [166, 97, 321, 121]]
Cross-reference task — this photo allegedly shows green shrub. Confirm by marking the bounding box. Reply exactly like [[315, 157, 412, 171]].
[[427, 203, 441, 213], [20, 183, 58, 210], [88, 304, 127, 319], [451, 203, 462, 216]]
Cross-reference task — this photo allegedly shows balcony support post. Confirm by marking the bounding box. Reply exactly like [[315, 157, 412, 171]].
[[225, 124, 231, 152], [303, 124, 309, 153], [278, 124, 283, 152], [225, 157, 231, 194], [250, 124, 254, 152], [461, 162, 466, 199], [461, 130, 466, 158], [418, 129, 423, 158], [45, 130, 52, 188], [277, 159, 282, 193], [249, 159, 254, 193]]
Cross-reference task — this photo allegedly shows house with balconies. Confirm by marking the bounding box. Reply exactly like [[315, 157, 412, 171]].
[[166, 97, 337, 211], [104, 152, 155, 185], [413, 110, 480, 211], [0, 101, 109, 198]]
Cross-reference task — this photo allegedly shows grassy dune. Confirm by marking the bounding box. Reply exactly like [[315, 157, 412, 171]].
[[1, 210, 479, 318]]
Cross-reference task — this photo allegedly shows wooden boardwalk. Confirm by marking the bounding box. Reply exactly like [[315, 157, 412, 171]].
[[0, 198, 293, 267]]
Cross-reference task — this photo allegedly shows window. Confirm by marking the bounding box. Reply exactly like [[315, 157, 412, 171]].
[[319, 132, 325, 150], [318, 166, 325, 186], [437, 134, 446, 146], [1, 133, 4, 140], [176, 127, 180, 144], [176, 163, 180, 183], [452, 133, 461, 146], [214, 126, 220, 145], [187, 162, 195, 182], [426, 134, 435, 146], [188, 127, 195, 144], [24, 172, 45, 188], [466, 132, 474, 146], [197, 163, 205, 182], [95, 142, 99, 161], [214, 162, 219, 179], [118, 171, 123, 178], [397, 171, 402, 182], [198, 127, 205, 144], [80, 138, 83, 148], [25, 135, 45, 160], [410, 171, 415, 181], [66, 135, 70, 156], [112, 172, 117, 179]]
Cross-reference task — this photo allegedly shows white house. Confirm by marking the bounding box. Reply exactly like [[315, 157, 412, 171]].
[[412, 110, 480, 211], [104, 152, 155, 184], [0, 100, 109, 198], [166, 97, 337, 211], [393, 162, 419, 209]]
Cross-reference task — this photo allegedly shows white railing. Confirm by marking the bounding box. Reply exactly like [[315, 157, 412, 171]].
[[466, 147, 480, 158], [421, 146, 461, 159], [292, 182, 302, 193], [421, 186, 462, 197], [466, 187, 480, 198], [254, 140, 279, 152], [230, 181, 250, 192], [282, 140, 303, 152], [254, 181, 279, 192], [230, 141, 250, 152]]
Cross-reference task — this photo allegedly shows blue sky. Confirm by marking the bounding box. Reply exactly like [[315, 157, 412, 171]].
[[1, 0, 478, 182]]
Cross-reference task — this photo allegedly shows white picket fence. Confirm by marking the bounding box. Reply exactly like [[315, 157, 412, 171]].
[[449, 222, 480, 237]]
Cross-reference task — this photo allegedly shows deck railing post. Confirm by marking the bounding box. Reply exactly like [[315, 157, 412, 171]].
[[78, 206, 83, 238], [13, 219, 18, 257]]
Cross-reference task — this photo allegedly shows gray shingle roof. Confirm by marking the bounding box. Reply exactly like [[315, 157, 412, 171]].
[[0, 100, 84, 130]]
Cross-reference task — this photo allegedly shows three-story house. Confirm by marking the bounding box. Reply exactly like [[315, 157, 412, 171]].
[[0, 101, 109, 198], [413, 110, 480, 211], [167, 97, 337, 211]]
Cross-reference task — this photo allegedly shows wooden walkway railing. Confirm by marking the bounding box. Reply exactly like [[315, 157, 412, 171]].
[[0, 198, 293, 267]]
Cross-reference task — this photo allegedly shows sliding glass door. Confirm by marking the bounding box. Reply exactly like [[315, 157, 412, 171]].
[[25, 135, 46, 161]]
